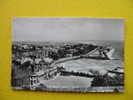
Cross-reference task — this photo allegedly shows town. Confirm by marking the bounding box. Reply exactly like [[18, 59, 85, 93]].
[[12, 41, 124, 92]]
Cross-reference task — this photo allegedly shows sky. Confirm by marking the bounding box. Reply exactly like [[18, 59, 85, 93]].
[[13, 18, 124, 41]]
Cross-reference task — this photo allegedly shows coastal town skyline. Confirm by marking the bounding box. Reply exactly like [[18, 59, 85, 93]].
[[12, 18, 124, 92]]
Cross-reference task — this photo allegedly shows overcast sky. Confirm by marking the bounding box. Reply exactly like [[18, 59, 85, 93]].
[[13, 18, 124, 41]]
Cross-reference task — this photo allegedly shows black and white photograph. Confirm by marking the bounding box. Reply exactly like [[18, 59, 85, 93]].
[[12, 18, 124, 92]]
